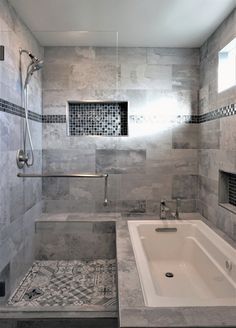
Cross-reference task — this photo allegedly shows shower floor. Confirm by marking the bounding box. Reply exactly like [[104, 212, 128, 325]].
[[8, 259, 117, 309]]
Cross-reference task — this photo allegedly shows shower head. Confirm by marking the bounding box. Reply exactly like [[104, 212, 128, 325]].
[[20, 48, 39, 62], [24, 59, 43, 88], [20, 48, 44, 88], [30, 59, 44, 73]]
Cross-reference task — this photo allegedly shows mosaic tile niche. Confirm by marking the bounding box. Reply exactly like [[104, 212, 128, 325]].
[[67, 102, 128, 136]]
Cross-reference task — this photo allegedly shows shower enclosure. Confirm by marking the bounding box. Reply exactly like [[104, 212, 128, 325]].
[[0, 19, 120, 325]]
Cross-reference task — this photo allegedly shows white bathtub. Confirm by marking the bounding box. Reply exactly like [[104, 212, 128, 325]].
[[128, 220, 236, 307]]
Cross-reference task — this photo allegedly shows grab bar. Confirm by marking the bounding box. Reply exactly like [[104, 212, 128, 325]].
[[17, 173, 108, 178], [17, 173, 109, 206]]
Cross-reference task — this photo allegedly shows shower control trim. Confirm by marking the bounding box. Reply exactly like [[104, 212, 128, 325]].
[[16, 149, 28, 169]]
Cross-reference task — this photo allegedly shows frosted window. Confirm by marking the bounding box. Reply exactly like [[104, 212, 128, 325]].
[[218, 38, 236, 92]]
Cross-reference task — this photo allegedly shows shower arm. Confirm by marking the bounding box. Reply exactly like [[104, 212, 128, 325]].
[[17, 173, 109, 206]]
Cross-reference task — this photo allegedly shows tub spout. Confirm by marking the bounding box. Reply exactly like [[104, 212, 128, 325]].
[[160, 199, 181, 220], [160, 200, 170, 219]]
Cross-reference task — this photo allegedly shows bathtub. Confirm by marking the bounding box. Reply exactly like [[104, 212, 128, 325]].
[[128, 220, 236, 307]]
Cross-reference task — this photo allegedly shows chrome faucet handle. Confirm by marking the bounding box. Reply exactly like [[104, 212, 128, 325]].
[[160, 199, 170, 219], [175, 198, 181, 219]]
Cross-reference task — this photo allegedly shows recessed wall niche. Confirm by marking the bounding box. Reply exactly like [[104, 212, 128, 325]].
[[219, 170, 236, 214], [67, 101, 128, 136]]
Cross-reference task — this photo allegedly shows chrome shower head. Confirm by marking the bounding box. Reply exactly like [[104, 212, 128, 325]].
[[31, 59, 44, 72], [19, 48, 39, 62], [20, 48, 43, 88], [24, 60, 43, 88]]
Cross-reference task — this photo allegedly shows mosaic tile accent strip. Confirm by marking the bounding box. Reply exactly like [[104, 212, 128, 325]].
[[177, 115, 199, 124], [8, 260, 117, 308], [1, 97, 236, 126], [199, 104, 236, 123], [42, 114, 66, 123], [68, 102, 128, 136], [0, 98, 42, 122]]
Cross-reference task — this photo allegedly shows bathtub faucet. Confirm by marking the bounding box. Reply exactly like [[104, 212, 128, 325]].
[[160, 199, 181, 220], [160, 200, 170, 219], [174, 198, 181, 220]]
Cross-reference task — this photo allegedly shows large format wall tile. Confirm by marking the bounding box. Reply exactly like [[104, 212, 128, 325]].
[[42, 46, 200, 215], [96, 149, 146, 174], [43, 148, 96, 173], [199, 120, 220, 149], [172, 124, 199, 149], [172, 175, 198, 199], [0, 0, 43, 298], [198, 8, 236, 239], [35, 221, 116, 260]]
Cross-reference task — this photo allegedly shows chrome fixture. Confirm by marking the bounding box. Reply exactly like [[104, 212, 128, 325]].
[[175, 198, 181, 220], [17, 173, 109, 206], [160, 200, 170, 219], [16, 48, 43, 169], [160, 199, 181, 220]]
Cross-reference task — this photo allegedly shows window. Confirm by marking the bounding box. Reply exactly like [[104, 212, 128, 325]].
[[218, 38, 236, 92]]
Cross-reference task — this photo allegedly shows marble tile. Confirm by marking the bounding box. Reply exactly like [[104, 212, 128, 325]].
[[42, 177, 70, 200], [0, 0, 43, 302], [42, 46, 200, 214], [198, 8, 236, 239], [147, 48, 199, 65], [43, 199, 96, 213], [95, 200, 146, 215], [35, 221, 116, 260], [43, 149, 95, 173], [199, 120, 220, 149], [198, 175, 218, 208], [171, 149, 198, 175], [172, 175, 198, 199], [172, 65, 199, 91], [220, 115, 236, 151], [172, 124, 199, 149], [96, 149, 146, 174]]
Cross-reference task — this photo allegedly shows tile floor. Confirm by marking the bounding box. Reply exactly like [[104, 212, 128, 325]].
[[8, 259, 117, 308]]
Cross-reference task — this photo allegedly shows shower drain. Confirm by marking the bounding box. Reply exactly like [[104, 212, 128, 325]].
[[24, 288, 43, 301], [165, 272, 174, 278]]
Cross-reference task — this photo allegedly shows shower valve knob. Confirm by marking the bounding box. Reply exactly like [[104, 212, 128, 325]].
[[16, 149, 28, 169]]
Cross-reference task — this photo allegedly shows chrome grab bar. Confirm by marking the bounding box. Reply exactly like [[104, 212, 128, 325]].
[[17, 173, 109, 206]]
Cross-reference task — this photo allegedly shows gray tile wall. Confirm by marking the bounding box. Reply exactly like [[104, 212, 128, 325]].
[[198, 9, 236, 240], [0, 0, 43, 301], [35, 221, 116, 260], [42, 46, 199, 215]]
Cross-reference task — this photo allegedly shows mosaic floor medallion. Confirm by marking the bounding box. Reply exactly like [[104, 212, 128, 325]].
[[8, 259, 117, 308]]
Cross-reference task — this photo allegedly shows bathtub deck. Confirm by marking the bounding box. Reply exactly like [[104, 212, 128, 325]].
[[8, 259, 117, 309]]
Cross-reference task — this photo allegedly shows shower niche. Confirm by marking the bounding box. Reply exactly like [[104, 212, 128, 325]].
[[219, 170, 236, 213], [66, 101, 128, 136]]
